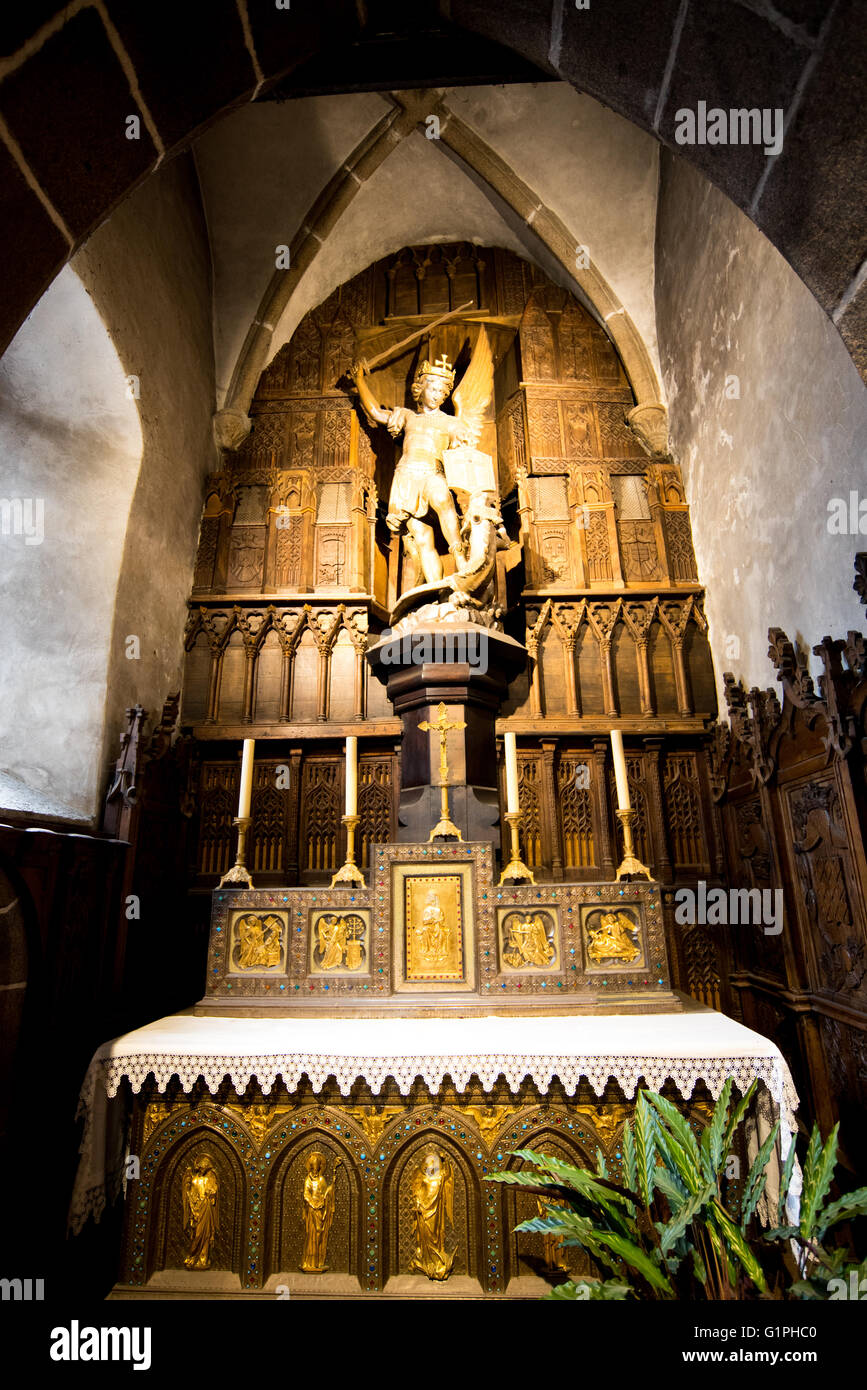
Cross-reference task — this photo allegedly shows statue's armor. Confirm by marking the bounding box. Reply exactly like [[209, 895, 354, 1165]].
[[387, 408, 459, 529]]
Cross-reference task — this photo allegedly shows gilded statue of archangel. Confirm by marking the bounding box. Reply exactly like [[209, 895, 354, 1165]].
[[182, 1153, 219, 1270], [350, 332, 493, 588]]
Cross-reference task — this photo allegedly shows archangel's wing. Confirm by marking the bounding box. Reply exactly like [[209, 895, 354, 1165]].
[[452, 329, 493, 447]]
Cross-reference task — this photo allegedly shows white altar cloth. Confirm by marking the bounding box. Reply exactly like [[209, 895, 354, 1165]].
[[70, 1006, 800, 1233]]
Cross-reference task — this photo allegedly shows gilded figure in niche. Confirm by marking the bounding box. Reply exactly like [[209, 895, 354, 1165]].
[[536, 1196, 569, 1273], [417, 890, 450, 965], [405, 876, 464, 981], [182, 1153, 219, 1270], [318, 914, 347, 971], [235, 912, 283, 970], [410, 1149, 456, 1281], [300, 1150, 341, 1273], [503, 912, 556, 969], [314, 913, 366, 972], [586, 910, 641, 965]]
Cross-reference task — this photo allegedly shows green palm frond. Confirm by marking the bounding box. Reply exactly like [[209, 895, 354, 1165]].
[[634, 1093, 658, 1207], [702, 1077, 733, 1181], [816, 1187, 867, 1241], [800, 1123, 839, 1239], [645, 1091, 702, 1194], [485, 1168, 557, 1189], [709, 1199, 768, 1294], [545, 1278, 633, 1301], [622, 1120, 638, 1201], [588, 1228, 674, 1297], [721, 1079, 758, 1158], [661, 1180, 716, 1254]]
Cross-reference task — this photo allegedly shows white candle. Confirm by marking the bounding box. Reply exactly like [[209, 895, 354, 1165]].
[[610, 730, 631, 810], [345, 735, 358, 816], [238, 739, 255, 819], [504, 731, 520, 814]]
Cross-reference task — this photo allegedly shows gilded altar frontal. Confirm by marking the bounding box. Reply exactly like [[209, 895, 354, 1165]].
[[114, 1075, 725, 1298], [2, 4, 864, 1344]]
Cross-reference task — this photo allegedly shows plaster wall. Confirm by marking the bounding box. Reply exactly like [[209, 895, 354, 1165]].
[[655, 151, 867, 700], [193, 91, 391, 403], [71, 151, 216, 823], [194, 85, 661, 400], [445, 84, 661, 381], [266, 130, 531, 358], [0, 267, 142, 820]]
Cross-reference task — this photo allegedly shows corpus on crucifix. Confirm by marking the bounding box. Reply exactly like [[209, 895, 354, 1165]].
[[418, 701, 466, 841]]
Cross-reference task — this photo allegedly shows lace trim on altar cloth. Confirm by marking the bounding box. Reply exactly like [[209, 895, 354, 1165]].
[[69, 1045, 800, 1236]]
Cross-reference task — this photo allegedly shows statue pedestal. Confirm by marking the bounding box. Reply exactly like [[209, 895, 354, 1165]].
[[367, 625, 527, 846]]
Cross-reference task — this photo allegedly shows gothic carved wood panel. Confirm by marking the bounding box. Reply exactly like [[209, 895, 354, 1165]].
[[299, 757, 342, 878], [557, 753, 596, 872], [787, 777, 867, 1001]]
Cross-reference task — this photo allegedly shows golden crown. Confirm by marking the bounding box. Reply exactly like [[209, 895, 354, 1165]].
[[416, 354, 455, 388]]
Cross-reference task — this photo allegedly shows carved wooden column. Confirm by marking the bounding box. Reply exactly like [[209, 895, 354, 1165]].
[[591, 738, 616, 879], [540, 739, 563, 880], [525, 603, 550, 719], [205, 642, 221, 724], [241, 649, 256, 724], [661, 600, 692, 717], [300, 478, 317, 591], [588, 603, 619, 718], [644, 737, 673, 883], [354, 645, 366, 720], [567, 465, 589, 587], [317, 642, 331, 723], [553, 604, 581, 717], [594, 465, 623, 590], [647, 476, 672, 585], [516, 464, 533, 561], [277, 627, 292, 722], [672, 636, 691, 717], [623, 600, 656, 718]]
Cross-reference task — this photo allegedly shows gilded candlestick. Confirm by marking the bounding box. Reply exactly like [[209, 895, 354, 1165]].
[[331, 813, 366, 887], [498, 810, 536, 885], [219, 816, 254, 887], [614, 807, 652, 881]]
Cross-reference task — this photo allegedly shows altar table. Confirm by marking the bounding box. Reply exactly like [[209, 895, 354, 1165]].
[[71, 1004, 800, 1240]]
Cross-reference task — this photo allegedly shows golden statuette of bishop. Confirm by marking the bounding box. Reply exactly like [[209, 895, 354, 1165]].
[[300, 1151, 341, 1273], [418, 701, 466, 841]]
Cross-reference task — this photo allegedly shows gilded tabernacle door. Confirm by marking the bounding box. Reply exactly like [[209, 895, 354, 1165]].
[[391, 859, 477, 993]]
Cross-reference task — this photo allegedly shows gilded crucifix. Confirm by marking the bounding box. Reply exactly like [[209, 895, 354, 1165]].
[[418, 701, 466, 841]]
